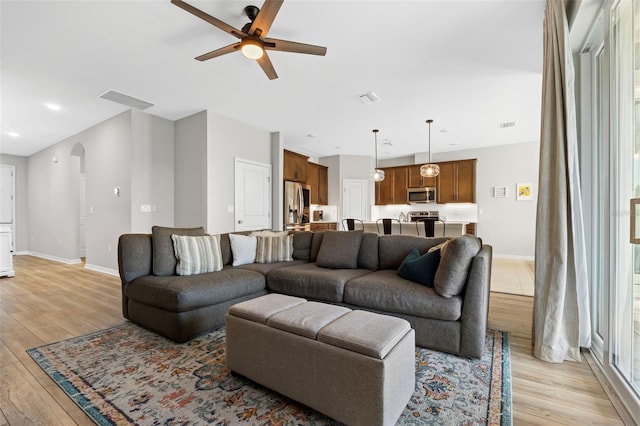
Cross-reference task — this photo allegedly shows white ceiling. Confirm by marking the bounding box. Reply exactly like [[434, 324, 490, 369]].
[[0, 0, 544, 160]]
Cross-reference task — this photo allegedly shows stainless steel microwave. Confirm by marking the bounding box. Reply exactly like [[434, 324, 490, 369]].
[[407, 187, 436, 204]]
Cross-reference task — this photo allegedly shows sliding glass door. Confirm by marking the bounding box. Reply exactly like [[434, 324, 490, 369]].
[[582, 0, 640, 421], [611, 0, 639, 397]]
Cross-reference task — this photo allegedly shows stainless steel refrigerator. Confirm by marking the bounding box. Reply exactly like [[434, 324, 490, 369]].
[[284, 181, 311, 231]]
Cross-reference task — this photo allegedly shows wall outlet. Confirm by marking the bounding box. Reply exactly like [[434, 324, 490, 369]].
[[89, 206, 94, 214], [227, 205, 234, 213], [108, 243, 112, 252], [140, 204, 152, 213]]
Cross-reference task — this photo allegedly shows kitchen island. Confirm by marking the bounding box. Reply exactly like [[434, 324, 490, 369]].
[[362, 221, 468, 237]]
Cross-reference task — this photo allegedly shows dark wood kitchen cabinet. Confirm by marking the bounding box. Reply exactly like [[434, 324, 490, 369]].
[[408, 165, 437, 188], [436, 159, 477, 203], [375, 166, 408, 205], [284, 149, 308, 183], [307, 162, 328, 205]]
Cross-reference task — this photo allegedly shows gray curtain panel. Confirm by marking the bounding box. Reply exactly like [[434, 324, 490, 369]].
[[533, 0, 591, 363]]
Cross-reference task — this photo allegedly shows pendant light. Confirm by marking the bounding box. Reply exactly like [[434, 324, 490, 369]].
[[420, 119, 440, 177], [372, 129, 385, 182]]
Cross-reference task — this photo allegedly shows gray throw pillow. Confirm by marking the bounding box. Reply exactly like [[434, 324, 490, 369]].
[[316, 230, 364, 269], [433, 234, 482, 298], [152, 225, 205, 276]]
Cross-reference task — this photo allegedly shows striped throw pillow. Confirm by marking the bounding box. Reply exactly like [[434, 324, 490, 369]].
[[171, 234, 223, 276], [255, 234, 293, 264]]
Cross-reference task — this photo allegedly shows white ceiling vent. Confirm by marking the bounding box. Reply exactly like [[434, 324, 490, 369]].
[[99, 90, 154, 110], [359, 91, 381, 104], [499, 121, 516, 128]]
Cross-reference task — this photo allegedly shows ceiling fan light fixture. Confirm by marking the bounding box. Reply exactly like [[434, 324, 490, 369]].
[[420, 119, 440, 178], [240, 38, 264, 59]]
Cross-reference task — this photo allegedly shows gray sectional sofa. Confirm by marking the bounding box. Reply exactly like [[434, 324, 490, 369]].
[[118, 226, 492, 358]]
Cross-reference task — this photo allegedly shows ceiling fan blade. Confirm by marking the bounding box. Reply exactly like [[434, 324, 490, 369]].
[[264, 38, 327, 56], [249, 0, 284, 37], [257, 52, 278, 80], [172, 0, 245, 39], [195, 43, 240, 61]]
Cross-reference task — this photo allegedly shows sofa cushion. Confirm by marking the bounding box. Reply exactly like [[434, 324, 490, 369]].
[[378, 235, 448, 270], [236, 259, 306, 275], [358, 232, 379, 271], [292, 231, 313, 261], [434, 235, 482, 298], [171, 234, 223, 276], [229, 234, 257, 266], [309, 231, 325, 262], [267, 263, 372, 302], [125, 267, 265, 312], [316, 230, 363, 269], [397, 247, 441, 287], [152, 225, 205, 276], [344, 269, 462, 321]]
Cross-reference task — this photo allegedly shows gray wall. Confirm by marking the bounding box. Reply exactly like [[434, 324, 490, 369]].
[[206, 111, 272, 234], [271, 132, 284, 231], [174, 110, 207, 228], [319, 154, 375, 223], [27, 111, 132, 269], [130, 110, 174, 232], [0, 154, 28, 252], [24, 109, 178, 272], [432, 141, 539, 258]]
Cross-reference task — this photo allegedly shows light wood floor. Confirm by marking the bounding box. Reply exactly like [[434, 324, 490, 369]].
[[0, 256, 625, 425]]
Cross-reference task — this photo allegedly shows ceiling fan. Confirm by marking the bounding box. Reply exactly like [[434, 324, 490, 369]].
[[171, 0, 327, 80]]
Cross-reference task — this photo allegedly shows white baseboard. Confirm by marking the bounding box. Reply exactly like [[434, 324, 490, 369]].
[[27, 252, 82, 265], [84, 263, 119, 277], [13, 251, 30, 256], [493, 254, 535, 261]]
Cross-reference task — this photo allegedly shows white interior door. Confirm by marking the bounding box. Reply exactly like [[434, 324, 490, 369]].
[[342, 179, 368, 223], [0, 165, 14, 225], [235, 159, 271, 231], [0, 165, 15, 252]]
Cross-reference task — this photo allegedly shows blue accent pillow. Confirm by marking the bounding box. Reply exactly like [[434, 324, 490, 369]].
[[397, 247, 441, 287]]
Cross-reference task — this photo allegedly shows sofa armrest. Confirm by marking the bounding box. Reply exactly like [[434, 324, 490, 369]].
[[459, 245, 492, 358], [118, 234, 153, 318]]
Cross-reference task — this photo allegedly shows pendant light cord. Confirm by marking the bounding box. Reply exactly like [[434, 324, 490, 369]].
[[426, 119, 433, 163], [373, 129, 379, 168]]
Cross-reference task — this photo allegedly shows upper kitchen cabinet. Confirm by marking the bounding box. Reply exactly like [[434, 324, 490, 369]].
[[317, 165, 328, 205], [407, 165, 437, 188], [436, 159, 477, 203], [284, 149, 308, 183], [375, 166, 408, 205], [307, 162, 319, 204]]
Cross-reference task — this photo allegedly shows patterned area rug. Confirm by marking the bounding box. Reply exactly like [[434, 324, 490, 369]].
[[28, 323, 511, 425]]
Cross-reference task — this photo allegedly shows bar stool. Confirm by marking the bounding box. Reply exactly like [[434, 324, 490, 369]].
[[415, 218, 446, 237], [376, 218, 401, 235], [342, 218, 365, 231]]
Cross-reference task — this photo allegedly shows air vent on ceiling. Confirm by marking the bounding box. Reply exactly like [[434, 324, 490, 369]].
[[499, 121, 516, 128], [359, 91, 381, 104], [99, 90, 154, 110]]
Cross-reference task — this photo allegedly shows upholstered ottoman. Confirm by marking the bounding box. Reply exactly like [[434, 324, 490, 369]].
[[225, 293, 415, 426]]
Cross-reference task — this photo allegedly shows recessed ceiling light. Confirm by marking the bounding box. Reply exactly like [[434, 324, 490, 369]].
[[448, 143, 458, 146], [306, 133, 318, 138], [335, 146, 341, 149], [42, 102, 62, 111], [5, 131, 20, 138]]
